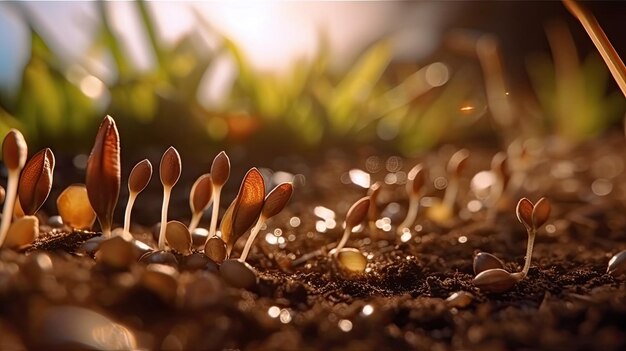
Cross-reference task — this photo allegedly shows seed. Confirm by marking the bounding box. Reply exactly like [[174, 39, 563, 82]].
[[205, 236, 227, 263], [335, 248, 367, 274], [181, 253, 218, 272], [3, 215, 38, 249], [219, 259, 257, 289], [56, 184, 97, 230], [95, 236, 139, 269], [18, 148, 55, 215], [607, 250, 626, 277], [473, 252, 505, 275], [141, 264, 178, 303], [164, 220, 192, 255], [210, 151, 230, 187], [472, 268, 520, 293], [345, 197, 370, 229]]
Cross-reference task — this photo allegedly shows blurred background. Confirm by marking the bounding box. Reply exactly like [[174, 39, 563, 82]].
[[0, 1, 625, 160]]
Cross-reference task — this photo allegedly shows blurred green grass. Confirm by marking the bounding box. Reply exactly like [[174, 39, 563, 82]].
[[0, 2, 623, 157]]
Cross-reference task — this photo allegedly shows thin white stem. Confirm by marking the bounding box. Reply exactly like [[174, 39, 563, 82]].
[[442, 178, 458, 211], [158, 187, 171, 250], [486, 179, 504, 224], [397, 195, 419, 234], [520, 229, 536, 278], [239, 216, 265, 262], [0, 170, 19, 247], [208, 186, 221, 238], [123, 192, 137, 238], [188, 212, 202, 233], [333, 227, 352, 256]]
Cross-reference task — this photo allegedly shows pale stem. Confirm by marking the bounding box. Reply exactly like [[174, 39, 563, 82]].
[[239, 216, 266, 263], [442, 177, 459, 212], [158, 186, 171, 250], [397, 195, 419, 234], [123, 192, 137, 238], [334, 227, 352, 256], [208, 186, 221, 238], [0, 170, 19, 247], [486, 179, 504, 224], [520, 228, 536, 278], [188, 211, 202, 233]]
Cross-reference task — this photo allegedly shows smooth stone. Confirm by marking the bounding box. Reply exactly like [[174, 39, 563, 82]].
[[219, 259, 257, 289], [181, 253, 218, 272], [47, 215, 64, 228], [95, 237, 139, 270], [140, 264, 178, 303], [139, 251, 178, 268], [473, 252, 505, 275]]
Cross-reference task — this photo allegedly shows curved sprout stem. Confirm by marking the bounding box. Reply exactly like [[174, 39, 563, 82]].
[[486, 179, 504, 224], [158, 186, 172, 250], [397, 195, 419, 234], [520, 228, 536, 278], [442, 177, 459, 212], [188, 212, 202, 233], [333, 227, 352, 256], [0, 170, 19, 247], [239, 216, 266, 262], [208, 185, 221, 238], [123, 192, 137, 238]]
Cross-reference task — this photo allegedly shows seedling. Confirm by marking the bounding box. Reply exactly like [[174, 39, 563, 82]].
[[123, 159, 152, 238], [0, 129, 27, 247], [86, 116, 121, 238], [18, 148, 55, 216], [485, 152, 509, 223], [367, 182, 382, 236], [57, 184, 97, 230], [188, 173, 213, 232], [328, 196, 370, 274], [164, 220, 192, 255], [219, 168, 265, 257], [158, 147, 182, 250], [397, 164, 425, 234], [208, 151, 230, 238], [239, 182, 293, 262], [607, 250, 626, 277], [427, 149, 470, 225], [473, 197, 551, 293]]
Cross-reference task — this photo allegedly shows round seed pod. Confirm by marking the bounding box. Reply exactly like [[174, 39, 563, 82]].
[[18, 148, 55, 215], [219, 259, 257, 289], [3, 215, 39, 249], [204, 237, 227, 263], [57, 184, 97, 230], [190, 174, 213, 214], [128, 159, 152, 194], [179, 272, 223, 309]]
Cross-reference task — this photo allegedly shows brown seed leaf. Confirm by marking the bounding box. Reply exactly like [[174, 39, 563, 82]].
[[165, 220, 192, 255], [18, 148, 55, 215], [345, 196, 370, 228], [159, 147, 181, 188], [227, 168, 265, 252], [128, 159, 152, 194], [0, 186, 5, 204], [211, 151, 230, 187], [219, 199, 236, 246], [262, 182, 293, 219], [607, 250, 626, 277], [204, 236, 226, 263], [407, 164, 425, 196], [2, 129, 27, 171], [447, 149, 470, 177], [190, 174, 213, 214], [516, 198, 533, 229], [86, 116, 121, 233], [532, 197, 551, 229]]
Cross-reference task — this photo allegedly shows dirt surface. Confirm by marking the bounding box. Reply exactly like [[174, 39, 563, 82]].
[[2, 136, 626, 350]]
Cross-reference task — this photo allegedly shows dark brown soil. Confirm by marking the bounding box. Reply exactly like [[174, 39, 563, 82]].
[[2, 137, 626, 350]]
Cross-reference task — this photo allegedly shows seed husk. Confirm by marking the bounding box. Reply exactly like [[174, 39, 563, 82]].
[[607, 250, 626, 277], [407, 164, 425, 196], [139, 250, 178, 268], [219, 259, 257, 289], [473, 268, 520, 293], [86, 116, 121, 237], [57, 184, 97, 230], [18, 148, 55, 215], [473, 252, 505, 275], [3, 215, 38, 249], [205, 236, 227, 263], [165, 220, 192, 255]]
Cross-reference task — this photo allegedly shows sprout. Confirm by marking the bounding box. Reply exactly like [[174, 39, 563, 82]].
[[3, 215, 39, 250], [367, 182, 382, 236], [485, 152, 509, 223], [86, 116, 121, 238], [473, 197, 551, 293], [0, 129, 27, 247], [328, 196, 370, 274], [165, 220, 192, 255], [218, 168, 265, 257], [427, 149, 470, 225], [607, 250, 626, 277], [158, 147, 182, 250], [18, 148, 55, 216], [123, 159, 152, 238], [208, 151, 230, 238], [57, 184, 97, 230], [188, 173, 213, 232], [397, 164, 425, 234], [473, 252, 505, 275], [239, 182, 293, 262]]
